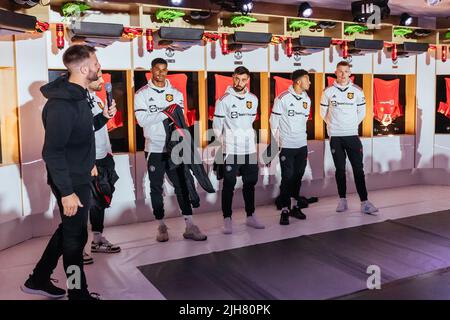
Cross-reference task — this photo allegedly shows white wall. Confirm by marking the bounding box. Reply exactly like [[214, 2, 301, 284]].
[[0, 35, 15, 67], [325, 46, 373, 74], [416, 51, 436, 168], [206, 41, 269, 72], [133, 37, 205, 71], [14, 34, 50, 217], [270, 44, 324, 73], [374, 48, 416, 75]]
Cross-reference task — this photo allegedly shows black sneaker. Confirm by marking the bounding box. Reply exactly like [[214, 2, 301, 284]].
[[290, 206, 306, 220], [280, 209, 290, 226], [21, 276, 66, 299], [275, 196, 283, 210]]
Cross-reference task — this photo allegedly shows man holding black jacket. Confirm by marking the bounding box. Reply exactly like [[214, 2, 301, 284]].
[[21, 45, 113, 300]]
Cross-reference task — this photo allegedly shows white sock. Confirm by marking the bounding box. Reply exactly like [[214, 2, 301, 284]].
[[93, 232, 102, 243], [158, 219, 166, 226], [184, 215, 194, 227]]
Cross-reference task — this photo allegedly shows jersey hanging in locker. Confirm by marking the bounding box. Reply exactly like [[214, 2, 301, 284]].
[[373, 78, 403, 125]]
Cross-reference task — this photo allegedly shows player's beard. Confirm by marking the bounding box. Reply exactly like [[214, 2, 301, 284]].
[[234, 85, 245, 93]]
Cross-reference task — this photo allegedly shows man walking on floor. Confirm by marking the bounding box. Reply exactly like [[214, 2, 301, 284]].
[[320, 61, 378, 214], [22, 44, 111, 300], [270, 69, 311, 225], [213, 66, 265, 234], [134, 58, 207, 242]]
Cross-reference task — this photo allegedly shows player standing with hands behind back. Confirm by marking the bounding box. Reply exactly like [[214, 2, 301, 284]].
[[320, 61, 378, 215]]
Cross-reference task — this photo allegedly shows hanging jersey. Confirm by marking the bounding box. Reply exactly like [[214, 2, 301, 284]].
[[134, 79, 184, 153], [373, 78, 403, 124], [88, 91, 112, 160], [274, 76, 313, 121], [208, 74, 251, 121], [213, 86, 259, 155], [320, 81, 366, 137], [438, 78, 450, 119], [270, 86, 311, 149], [95, 73, 124, 132], [146, 72, 196, 126]]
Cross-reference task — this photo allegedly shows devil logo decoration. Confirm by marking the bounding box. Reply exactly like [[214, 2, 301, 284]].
[[246, 101, 253, 109], [303, 102, 308, 109], [166, 94, 174, 102], [347, 92, 354, 100]]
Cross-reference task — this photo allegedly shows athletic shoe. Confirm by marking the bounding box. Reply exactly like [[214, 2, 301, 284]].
[[223, 217, 233, 234], [91, 236, 121, 253], [280, 209, 290, 225], [21, 276, 66, 299], [336, 198, 348, 212], [246, 215, 265, 229], [83, 251, 94, 265], [361, 200, 379, 215], [289, 206, 306, 220], [156, 224, 169, 242], [183, 224, 207, 241]]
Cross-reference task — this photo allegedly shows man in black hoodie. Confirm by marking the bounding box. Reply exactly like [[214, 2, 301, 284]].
[[21, 45, 113, 300]]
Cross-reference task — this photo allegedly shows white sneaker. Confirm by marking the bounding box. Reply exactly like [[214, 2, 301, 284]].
[[223, 217, 233, 234], [336, 198, 348, 212], [246, 215, 265, 229], [361, 200, 379, 215], [83, 251, 94, 265]]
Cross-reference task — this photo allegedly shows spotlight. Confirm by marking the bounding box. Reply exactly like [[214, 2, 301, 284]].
[[240, 1, 254, 15], [209, 0, 254, 15], [170, 0, 183, 6], [298, 2, 313, 18], [400, 13, 413, 26]]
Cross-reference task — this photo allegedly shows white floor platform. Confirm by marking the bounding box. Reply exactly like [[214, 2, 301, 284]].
[[1, 184, 450, 300]]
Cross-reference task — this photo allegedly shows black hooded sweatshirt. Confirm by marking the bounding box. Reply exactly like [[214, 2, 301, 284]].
[[41, 76, 108, 197]]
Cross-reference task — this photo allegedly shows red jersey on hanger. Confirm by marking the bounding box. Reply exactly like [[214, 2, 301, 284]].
[[438, 78, 450, 119], [96, 73, 124, 132], [373, 78, 403, 125]]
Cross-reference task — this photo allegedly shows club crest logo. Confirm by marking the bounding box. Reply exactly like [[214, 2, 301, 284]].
[[97, 102, 104, 110], [347, 92, 354, 100], [303, 102, 308, 109], [166, 94, 174, 102], [234, 51, 243, 60], [165, 48, 175, 58], [246, 101, 253, 109]]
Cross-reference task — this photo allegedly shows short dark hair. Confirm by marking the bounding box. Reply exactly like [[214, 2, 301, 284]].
[[336, 61, 351, 68], [151, 58, 168, 68], [62, 45, 96, 68], [234, 66, 250, 76], [292, 69, 309, 82]]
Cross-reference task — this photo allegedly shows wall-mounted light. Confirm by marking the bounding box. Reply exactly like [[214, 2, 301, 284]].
[[400, 13, 413, 26], [298, 2, 313, 18]]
